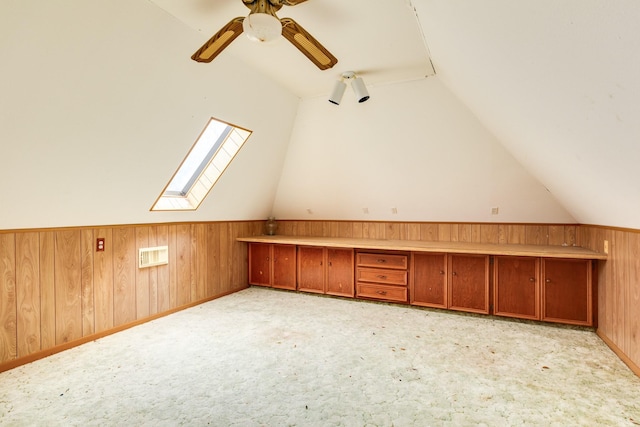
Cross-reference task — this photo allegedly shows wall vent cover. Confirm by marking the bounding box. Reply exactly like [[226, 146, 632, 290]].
[[139, 245, 169, 268]]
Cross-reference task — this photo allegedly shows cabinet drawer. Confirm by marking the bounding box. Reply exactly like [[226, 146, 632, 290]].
[[357, 283, 408, 303], [357, 268, 407, 285], [357, 252, 407, 269]]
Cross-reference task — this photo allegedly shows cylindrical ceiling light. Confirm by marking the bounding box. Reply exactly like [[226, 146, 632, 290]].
[[328, 71, 371, 105], [328, 80, 347, 105], [350, 77, 370, 103]]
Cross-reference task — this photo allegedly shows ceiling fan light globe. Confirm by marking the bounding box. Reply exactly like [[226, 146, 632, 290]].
[[243, 13, 282, 43]]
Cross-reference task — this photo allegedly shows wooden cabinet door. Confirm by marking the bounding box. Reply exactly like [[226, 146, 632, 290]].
[[494, 256, 539, 320], [248, 243, 271, 286], [297, 246, 325, 293], [448, 254, 490, 314], [272, 245, 297, 290], [326, 248, 354, 297], [411, 253, 447, 308], [542, 258, 592, 326]]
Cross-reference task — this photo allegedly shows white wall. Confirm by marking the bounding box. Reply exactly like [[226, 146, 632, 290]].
[[273, 78, 575, 223], [0, 0, 298, 230], [414, 0, 640, 229]]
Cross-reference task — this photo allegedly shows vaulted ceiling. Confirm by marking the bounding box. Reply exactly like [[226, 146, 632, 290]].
[[2, 0, 639, 230]]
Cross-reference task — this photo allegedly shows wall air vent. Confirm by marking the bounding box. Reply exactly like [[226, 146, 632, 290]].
[[139, 245, 169, 268]]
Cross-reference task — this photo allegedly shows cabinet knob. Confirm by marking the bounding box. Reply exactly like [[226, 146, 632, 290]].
[[546, 278, 551, 283], [439, 270, 445, 275], [452, 272, 457, 276], [529, 277, 535, 282]]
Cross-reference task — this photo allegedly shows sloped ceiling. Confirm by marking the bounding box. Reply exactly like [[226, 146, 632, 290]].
[[2, 0, 639, 230], [148, 0, 436, 98], [0, 0, 299, 229], [412, 0, 640, 229]]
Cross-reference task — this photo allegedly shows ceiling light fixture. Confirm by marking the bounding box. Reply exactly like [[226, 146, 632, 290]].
[[328, 71, 370, 105], [242, 13, 282, 43]]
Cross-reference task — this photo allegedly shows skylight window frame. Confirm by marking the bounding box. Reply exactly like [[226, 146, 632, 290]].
[[151, 117, 252, 211]]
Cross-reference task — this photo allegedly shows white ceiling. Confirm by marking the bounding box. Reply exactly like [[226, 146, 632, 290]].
[[149, 0, 436, 99]]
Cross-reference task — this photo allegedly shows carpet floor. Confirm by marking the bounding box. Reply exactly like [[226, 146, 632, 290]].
[[1, 286, 639, 426]]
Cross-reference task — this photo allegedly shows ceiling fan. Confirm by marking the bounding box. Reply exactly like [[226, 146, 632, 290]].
[[191, 0, 338, 70]]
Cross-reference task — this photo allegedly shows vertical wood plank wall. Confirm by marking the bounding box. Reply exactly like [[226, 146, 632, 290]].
[[578, 226, 640, 374], [276, 221, 578, 246], [2, 220, 638, 377], [0, 221, 261, 371]]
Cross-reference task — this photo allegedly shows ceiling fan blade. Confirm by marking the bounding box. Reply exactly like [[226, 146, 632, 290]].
[[191, 17, 244, 63], [280, 18, 337, 70]]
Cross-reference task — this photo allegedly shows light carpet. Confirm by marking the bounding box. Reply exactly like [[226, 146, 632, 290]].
[[1, 286, 639, 426]]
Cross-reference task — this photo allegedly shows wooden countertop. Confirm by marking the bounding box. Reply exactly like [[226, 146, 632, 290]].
[[237, 235, 608, 260]]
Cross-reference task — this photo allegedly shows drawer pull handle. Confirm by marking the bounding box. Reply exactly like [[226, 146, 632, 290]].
[[377, 275, 387, 279], [377, 259, 387, 263], [376, 290, 387, 295]]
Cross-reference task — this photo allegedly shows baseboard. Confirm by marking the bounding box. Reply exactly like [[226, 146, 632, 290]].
[[597, 329, 640, 378], [0, 287, 247, 374]]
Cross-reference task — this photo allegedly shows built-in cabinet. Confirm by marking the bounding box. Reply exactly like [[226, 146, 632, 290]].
[[244, 238, 598, 327], [410, 253, 447, 308], [411, 253, 490, 314], [493, 256, 593, 326], [541, 258, 592, 326], [297, 246, 354, 297], [448, 254, 490, 314], [493, 256, 540, 320], [248, 243, 297, 290]]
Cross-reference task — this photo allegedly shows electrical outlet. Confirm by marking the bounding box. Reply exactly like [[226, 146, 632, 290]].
[[362, 207, 369, 214], [604, 240, 609, 254], [391, 207, 398, 214], [491, 207, 499, 215], [96, 238, 105, 252]]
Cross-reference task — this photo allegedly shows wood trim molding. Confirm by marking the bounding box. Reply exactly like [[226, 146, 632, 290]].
[[0, 287, 246, 374], [597, 329, 640, 377]]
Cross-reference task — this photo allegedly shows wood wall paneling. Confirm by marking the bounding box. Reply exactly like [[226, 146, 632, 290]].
[[579, 225, 639, 375], [628, 231, 640, 364], [0, 221, 261, 373], [39, 232, 56, 349], [0, 233, 17, 362], [155, 225, 170, 314], [81, 229, 95, 337], [16, 232, 41, 357], [168, 225, 178, 309], [54, 230, 82, 345], [135, 227, 150, 320], [113, 227, 136, 327], [148, 227, 159, 316], [175, 224, 191, 307], [94, 228, 114, 333], [4, 220, 639, 378], [207, 223, 221, 296], [193, 223, 207, 301]]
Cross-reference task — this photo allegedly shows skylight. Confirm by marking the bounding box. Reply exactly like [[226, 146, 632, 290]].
[[151, 117, 252, 211]]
